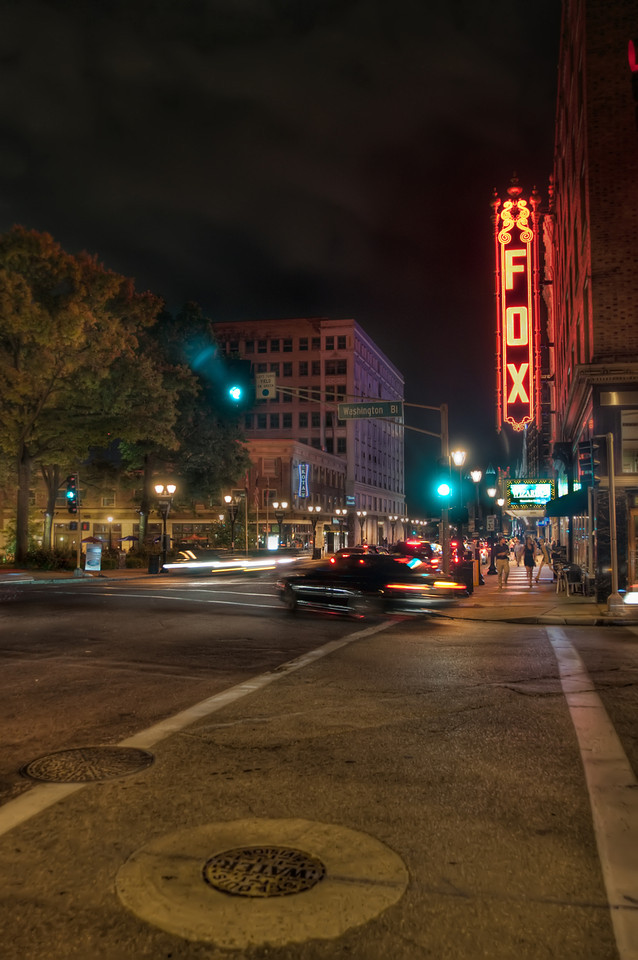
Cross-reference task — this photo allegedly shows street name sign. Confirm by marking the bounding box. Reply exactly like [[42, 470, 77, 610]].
[[338, 401, 404, 420]]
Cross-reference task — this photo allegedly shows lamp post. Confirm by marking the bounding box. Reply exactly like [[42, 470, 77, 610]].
[[107, 515, 113, 551], [388, 514, 399, 544], [154, 483, 177, 566], [224, 494, 239, 550], [272, 500, 288, 546], [356, 509, 367, 544], [308, 505, 321, 558], [485, 469, 498, 574], [450, 449, 466, 508], [470, 469, 483, 532], [335, 508, 348, 549]]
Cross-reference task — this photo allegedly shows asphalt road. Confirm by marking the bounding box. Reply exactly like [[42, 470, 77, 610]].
[[0, 573, 637, 959]]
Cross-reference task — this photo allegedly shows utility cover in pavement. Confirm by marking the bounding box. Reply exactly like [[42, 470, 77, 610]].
[[116, 817, 409, 948], [21, 746, 154, 782], [203, 845, 325, 898]]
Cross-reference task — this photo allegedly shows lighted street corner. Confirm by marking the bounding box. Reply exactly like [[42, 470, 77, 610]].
[[0, 571, 637, 959]]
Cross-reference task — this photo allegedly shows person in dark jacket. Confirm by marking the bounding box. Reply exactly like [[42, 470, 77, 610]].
[[494, 536, 510, 588]]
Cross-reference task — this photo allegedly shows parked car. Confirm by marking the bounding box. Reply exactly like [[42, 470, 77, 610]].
[[276, 552, 468, 617], [332, 544, 390, 558]]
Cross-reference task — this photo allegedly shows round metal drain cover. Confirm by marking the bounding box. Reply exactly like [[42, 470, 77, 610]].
[[203, 845, 325, 898], [21, 746, 154, 783]]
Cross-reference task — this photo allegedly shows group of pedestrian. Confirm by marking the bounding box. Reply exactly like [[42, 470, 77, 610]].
[[494, 534, 553, 589]]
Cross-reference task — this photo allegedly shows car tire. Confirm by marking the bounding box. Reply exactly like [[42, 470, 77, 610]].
[[349, 594, 371, 618], [283, 586, 298, 613]]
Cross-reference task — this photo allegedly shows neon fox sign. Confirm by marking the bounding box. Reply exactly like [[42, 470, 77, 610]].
[[492, 182, 541, 432]]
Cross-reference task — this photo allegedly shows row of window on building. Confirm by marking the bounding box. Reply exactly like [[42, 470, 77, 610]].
[[226, 335, 349, 355], [252, 361, 348, 379]]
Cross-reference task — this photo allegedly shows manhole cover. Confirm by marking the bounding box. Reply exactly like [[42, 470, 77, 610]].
[[203, 845, 325, 898], [21, 746, 154, 783]]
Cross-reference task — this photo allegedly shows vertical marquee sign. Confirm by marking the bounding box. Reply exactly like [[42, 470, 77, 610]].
[[491, 180, 541, 432]]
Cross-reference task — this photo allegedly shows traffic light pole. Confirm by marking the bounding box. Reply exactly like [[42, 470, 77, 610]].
[[606, 432, 623, 614], [403, 402, 450, 574]]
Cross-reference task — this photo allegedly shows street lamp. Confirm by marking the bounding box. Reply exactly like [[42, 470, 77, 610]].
[[154, 483, 177, 566], [450, 449, 466, 508], [335, 508, 348, 549], [388, 514, 399, 544], [356, 509, 367, 544], [308, 505, 321, 558], [470, 470, 482, 531], [485, 482, 498, 575], [107, 515, 113, 551], [272, 500, 288, 546], [224, 494, 239, 550]]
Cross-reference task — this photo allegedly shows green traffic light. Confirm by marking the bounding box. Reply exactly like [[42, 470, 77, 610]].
[[437, 482, 451, 497], [228, 385, 242, 401]]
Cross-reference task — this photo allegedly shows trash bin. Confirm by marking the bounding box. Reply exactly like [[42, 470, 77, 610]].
[[312, 547, 322, 560], [458, 562, 474, 595], [148, 554, 161, 574]]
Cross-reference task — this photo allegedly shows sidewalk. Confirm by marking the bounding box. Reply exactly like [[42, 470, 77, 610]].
[[1, 561, 636, 626], [445, 561, 635, 626]]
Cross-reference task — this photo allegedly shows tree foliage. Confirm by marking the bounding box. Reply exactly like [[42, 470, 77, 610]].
[[0, 226, 179, 559]]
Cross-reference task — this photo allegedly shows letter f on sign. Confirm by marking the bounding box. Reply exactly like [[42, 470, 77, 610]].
[[504, 249, 527, 289]]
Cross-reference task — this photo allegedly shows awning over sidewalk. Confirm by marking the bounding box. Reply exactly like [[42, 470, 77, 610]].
[[545, 487, 589, 517]]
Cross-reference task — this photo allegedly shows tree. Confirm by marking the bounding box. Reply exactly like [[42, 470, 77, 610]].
[[0, 226, 179, 560]]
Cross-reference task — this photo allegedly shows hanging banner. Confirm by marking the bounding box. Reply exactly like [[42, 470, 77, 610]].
[[297, 463, 311, 498]]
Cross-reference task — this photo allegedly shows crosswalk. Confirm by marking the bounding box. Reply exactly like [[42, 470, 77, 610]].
[[489, 560, 555, 594]]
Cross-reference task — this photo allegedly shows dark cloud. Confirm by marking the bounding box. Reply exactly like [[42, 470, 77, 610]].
[[0, 0, 561, 510]]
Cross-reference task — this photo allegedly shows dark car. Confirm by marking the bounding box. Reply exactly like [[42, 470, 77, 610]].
[[276, 553, 468, 617]]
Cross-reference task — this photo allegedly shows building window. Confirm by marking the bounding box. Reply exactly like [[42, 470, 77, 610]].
[[256, 362, 267, 373], [311, 389, 321, 402], [229, 340, 239, 353], [310, 438, 321, 448], [270, 413, 280, 429], [258, 339, 267, 353], [283, 338, 293, 352], [621, 410, 638, 472], [257, 414, 267, 429], [282, 413, 292, 428], [337, 437, 346, 454], [337, 335, 347, 350], [325, 335, 334, 351], [312, 360, 320, 376], [325, 359, 347, 375], [299, 361, 308, 376], [325, 385, 335, 402], [283, 392, 292, 403], [337, 384, 347, 400], [299, 337, 308, 351], [244, 414, 253, 429], [101, 495, 116, 507], [299, 412, 308, 428], [299, 388, 308, 402], [245, 340, 255, 354], [283, 362, 293, 377], [270, 339, 280, 352], [311, 411, 320, 428], [270, 362, 280, 375], [311, 337, 320, 350], [326, 413, 333, 426], [326, 438, 334, 453]]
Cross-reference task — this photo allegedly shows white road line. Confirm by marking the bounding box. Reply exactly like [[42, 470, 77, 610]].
[[547, 626, 638, 959], [55, 590, 280, 607], [0, 621, 392, 838]]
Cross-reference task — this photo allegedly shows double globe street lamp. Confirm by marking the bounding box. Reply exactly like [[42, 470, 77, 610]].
[[272, 500, 288, 546], [154, 483, 177, 566], [356, 509, 367, 544], [308, 505, 321, 558], [224, 494, 239, 550], [335, 507, 348, 549]]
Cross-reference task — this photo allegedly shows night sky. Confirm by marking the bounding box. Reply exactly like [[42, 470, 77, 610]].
[[0, 0, 561, 513]]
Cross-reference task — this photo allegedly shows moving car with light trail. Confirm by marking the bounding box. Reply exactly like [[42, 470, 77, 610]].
[[276, 553, 468, 617]]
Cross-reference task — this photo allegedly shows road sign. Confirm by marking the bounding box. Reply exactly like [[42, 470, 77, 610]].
[[255, 372, 276, 400], [337, 401, 404, 420], [486, 515, 495, 531]]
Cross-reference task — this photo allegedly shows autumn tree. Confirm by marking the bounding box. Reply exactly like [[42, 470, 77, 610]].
[[0, 226, 179, 560]]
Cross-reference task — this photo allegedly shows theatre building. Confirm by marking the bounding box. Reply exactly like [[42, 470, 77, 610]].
[[211, 317, 406, 551], [542, 0, 638, 598]]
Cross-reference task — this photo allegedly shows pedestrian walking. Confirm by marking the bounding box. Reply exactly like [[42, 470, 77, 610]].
[[535, 539, 552, 582], [513, 538, 525, 566], [494, 535, 510, 588], [523, 535, 539, 587]]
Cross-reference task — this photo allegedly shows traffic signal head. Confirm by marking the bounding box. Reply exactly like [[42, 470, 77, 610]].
[[222, 358, 253, 411], [66, 474, 78, 514], [437, 481, 451, 497], [577, 439, 601, 486]]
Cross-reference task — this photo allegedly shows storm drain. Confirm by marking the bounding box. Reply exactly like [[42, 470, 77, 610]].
[[21, 746, 154, 783], [203, 845, 325, 898]]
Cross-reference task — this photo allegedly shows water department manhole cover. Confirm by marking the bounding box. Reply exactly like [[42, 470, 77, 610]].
[[21, 746, 154, 782], [203, 845, 325, 898]]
